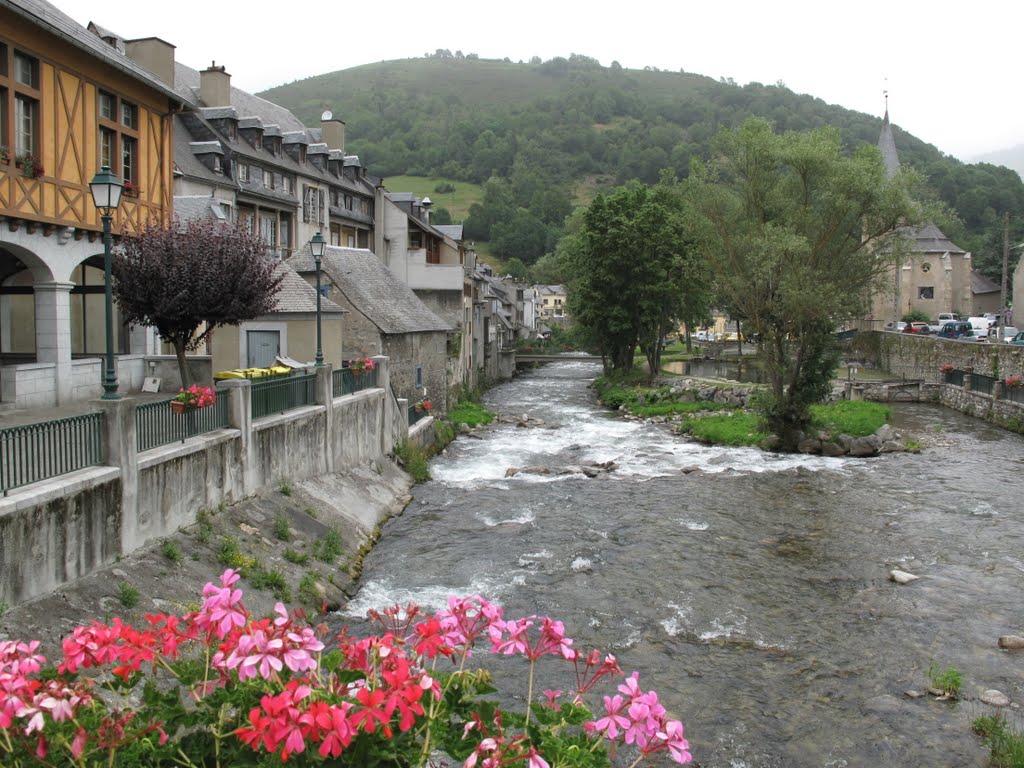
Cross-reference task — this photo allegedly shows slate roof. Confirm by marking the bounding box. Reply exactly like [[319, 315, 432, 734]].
[[174, 62, 306, 133], [173, 114, 231, 186], [288, 246, 452, 334], [971, 270, 1001, 296], [4, 0, 188, 105], [270, 261, 343, 314], [909, 222, 967, 254], [435, 224, 464, 240], [877, 110, 900, 178], [173, 195, 230, 222]]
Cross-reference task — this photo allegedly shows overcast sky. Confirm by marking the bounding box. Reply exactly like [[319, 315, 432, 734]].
[[51, 0, 1020, 162]]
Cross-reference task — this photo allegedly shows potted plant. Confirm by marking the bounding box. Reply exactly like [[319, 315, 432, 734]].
[[940, 364, 954, 374], [414, 398, 433, 414], [171, 384, 216, 414], [122, 179, 139, 197], [15, 151, 43, 179], [350, 357, 376, 376], [1005, 375, 1022, 389]]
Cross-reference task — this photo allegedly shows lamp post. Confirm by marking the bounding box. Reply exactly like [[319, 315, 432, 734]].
[[310, 231, 326, 366], [89, 166, 124, 399]]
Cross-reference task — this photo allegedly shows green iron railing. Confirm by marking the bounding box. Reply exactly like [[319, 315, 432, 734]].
[[252, 374, 317, 419], [970, 372, 997, 395], [332, 367, 379, 398], [1003, 383, 1024, 404], [136, 396, 231, 452], [408, 404, 431, 426], [943, 370, 964, 387], [1, 413, 104, 495]]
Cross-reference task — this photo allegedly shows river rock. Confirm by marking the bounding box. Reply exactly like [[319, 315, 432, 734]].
[[998, 635, 1024, 649], [797, 438, 821, 454], [820, 441, 846, 457], [876, 424, 896, 442], [849, 434, 882, 457], [980, 689, 1011, 707], [890, 569, 920, 584]]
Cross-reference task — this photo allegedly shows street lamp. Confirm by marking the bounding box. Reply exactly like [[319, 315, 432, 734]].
[[309, 231, 326, 366], [88, 166, 124, 400]]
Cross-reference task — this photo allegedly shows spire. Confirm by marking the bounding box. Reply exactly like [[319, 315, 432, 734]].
[[877, 89, 900, 177]]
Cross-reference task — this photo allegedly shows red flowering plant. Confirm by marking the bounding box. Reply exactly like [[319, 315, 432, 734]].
[[350, 357, 376, 374], [173, 384, 217, 408], [940, 364, 954, 374], [0, 572, 692, 767], [415, 399, 433, 414], [1006, 375, 1022, 388]]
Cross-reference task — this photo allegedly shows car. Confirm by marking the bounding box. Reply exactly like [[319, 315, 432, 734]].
[[937, 321, 973, 339], [902, 322, 930, 334], [987, 326, 1020, 343], [1010, 331, 1024, 346], [720, 331, 740, 342], [695, 330, 716, 342]]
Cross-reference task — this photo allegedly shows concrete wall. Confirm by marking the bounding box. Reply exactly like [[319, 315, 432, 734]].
[[0, 359, 406, 606]]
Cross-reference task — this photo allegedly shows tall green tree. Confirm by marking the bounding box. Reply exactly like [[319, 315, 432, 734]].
[[568, 176, 709, 377], [113, 218, 283, 387], [686, 118, 924, 449]]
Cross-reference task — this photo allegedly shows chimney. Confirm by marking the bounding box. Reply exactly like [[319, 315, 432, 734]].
[[320, 110, 346, 154], [421, 197, 432, 225], [200, 62, 231, 107], [124, 37, 176, 86]]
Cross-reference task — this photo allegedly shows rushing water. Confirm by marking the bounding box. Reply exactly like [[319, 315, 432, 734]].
[[343, 361, 1024, 767]]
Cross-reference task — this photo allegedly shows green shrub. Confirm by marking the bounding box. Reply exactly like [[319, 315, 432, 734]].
[[217, 537, 256, 573], [195, 507, 215, 543], [160, 540, 183, 563], [630, 401, 731, 418], [118, 582, 140, 609], [298, 573, 322, 609], [678, 412, 768, 446], [810, 401, 890, 437], [312, 529, 344, 563], [973, 714, 1024, 767], [279, 480, 293, 497], [395, 442, 431, 483], [272, 515, 292, 542]]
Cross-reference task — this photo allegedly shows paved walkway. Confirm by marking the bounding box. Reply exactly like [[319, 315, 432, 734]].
[[0, 392, 173, 428]]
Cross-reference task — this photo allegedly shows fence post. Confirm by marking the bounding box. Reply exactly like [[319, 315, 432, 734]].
[[219, 380, 254, 495], [373, 356, 393, 456], [315, 365, 335, 474], [94, 397, 138, 554], [963, 367, 974, 392], [994, 380, 1004, 401]]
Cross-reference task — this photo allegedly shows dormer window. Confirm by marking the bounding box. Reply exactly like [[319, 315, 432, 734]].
[[255, 134, 262, 149], [237, 162, 250, 182], [213, 155, 223, 174], [263, 169, 274, 190]]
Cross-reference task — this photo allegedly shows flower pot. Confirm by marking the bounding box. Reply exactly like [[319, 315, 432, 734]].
[[170, 400, 195, 414]]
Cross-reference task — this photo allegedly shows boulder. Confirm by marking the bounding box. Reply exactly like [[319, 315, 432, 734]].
[[998, 635, 1024, 650], [820, 441, 846, 457], [980, 689, 1011, 707], [876, 424, 896, 442], [797, 438, 821, 454], [849, 434, 882, 457], [890, 569, 920, 585]]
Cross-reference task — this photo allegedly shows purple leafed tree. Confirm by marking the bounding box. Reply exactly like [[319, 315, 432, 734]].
[[113, 218, 284, 387]]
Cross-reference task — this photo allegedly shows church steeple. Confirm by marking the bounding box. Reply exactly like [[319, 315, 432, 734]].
[[877, 90, 900, 177]]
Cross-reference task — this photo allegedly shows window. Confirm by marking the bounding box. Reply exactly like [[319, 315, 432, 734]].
[[283, 176, 294, 194], [259, 213, 277, 251], [95, 88, 139, 183], [13, 52, 36, 87], [330, 224, 341, 246], [14, 93, 36, 156], [415, 364, 424, 389], [280, 213, 292, 255], [122, 136, 137, 184], [212, 155, 222, 173], [344, 194, 353, 211], [4, 50, 40, 159], [237, 162, 249, 182], [410, 230, 423, 249], [263, 169, 274, 189], [919, 286, 934, 300]]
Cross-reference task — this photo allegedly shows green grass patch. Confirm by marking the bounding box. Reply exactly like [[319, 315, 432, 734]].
[[928, 662, 963, 697], [381, 175, 483, 221], [395, 441, 431, 482], [160, 540, 183, 563], [973, 714, 1024, 767], [630, 401, 732, 418], [272, 515, 292, 542], [283, 547, 310, 565], [248, 567, 291, 602], [195, 507, 215, 544], [678, 412, 768, 446], [810, 400, 890, 437], [298, 573, 322, 610], [312, 529, 344, 563], [279, 480, 293, 497], [118, 582, 140, 609], [446, 402, 495, 427], [217, 536, 257, 573]]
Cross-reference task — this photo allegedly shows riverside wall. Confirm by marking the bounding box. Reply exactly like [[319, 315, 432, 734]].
[[0, 357, 429, 607]]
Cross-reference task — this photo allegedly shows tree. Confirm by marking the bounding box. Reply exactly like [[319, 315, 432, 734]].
[[113, 218, 284, 387], [568, 176, 709, 377], [686, 118, 924, 449]]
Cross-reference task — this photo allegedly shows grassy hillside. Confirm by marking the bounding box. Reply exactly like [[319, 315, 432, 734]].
[[260, 54, 1024, 277]]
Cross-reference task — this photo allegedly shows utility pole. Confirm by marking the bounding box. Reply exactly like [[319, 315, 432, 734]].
[[1002, 213, 1010, 341]]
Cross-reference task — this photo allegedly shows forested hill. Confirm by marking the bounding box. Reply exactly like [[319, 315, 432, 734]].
[[259, 53, 1024, 279]]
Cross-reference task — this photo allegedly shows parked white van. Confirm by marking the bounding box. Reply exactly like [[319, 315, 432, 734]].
[[967, 317, 994, 340]]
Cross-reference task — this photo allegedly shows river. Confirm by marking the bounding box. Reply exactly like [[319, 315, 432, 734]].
[[343, 361, 1024, 767]]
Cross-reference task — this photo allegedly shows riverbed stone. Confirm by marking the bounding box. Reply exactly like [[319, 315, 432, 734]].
[[820, 441, 846, 456], [876, 424, 896, 442], [797, 438, 821, 454], [998, 635, 1024, 649], [890, 569, 920, 584], [980, 690, 1011, 707], [849, 434, 882, 456]]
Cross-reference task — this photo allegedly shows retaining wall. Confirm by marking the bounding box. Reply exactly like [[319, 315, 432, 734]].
[[0, 357, 417, 606]]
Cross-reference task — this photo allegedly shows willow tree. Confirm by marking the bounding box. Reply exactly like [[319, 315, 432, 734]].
[[686, 118, 923, 449], [113, 218, 283, 387]]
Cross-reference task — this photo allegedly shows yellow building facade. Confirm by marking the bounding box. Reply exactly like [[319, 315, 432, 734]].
[[0, 0, 185, 407]]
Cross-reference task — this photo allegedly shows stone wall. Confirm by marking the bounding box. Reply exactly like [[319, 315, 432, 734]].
[[859, 332, 1024, 382]]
